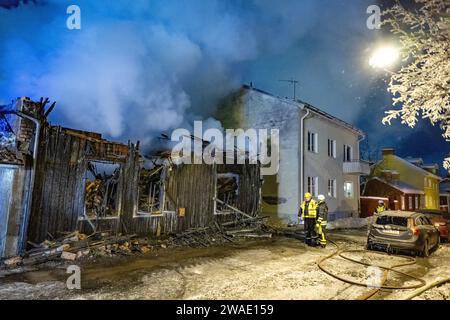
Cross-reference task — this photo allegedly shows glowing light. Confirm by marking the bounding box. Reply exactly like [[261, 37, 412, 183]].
[[369, 46, 399, 69]]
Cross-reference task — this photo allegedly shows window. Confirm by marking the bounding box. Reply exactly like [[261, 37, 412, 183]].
[[327, 139, 336, 158], [308, 131, 318, 153], [215, 172, 240, 214], [343, 181, 353, 199], [327, 179, 336, 198], [420, 216, 432, 226], [408, 196, 413, 210], [84, 161, 121, 219], [415, 196, 419, 210], [136, 166, 164, 216], [308, 176, 318, 197], [377, 216, 408, 227], [343, 145, 353, 162], [415, 217, 423, 226]]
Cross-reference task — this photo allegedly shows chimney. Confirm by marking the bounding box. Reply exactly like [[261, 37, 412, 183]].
[[382, 148, 395, 157]]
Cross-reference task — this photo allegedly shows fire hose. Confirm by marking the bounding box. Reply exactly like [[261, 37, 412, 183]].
[[317, 238, 450, 300]]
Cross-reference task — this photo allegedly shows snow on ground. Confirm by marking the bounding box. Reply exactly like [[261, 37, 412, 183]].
[[0, 231, 449, 300], [327, 217, 373, 230], [0, 281, 66, 300]]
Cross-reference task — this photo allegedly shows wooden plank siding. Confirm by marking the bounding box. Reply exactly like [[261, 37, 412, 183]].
[[27, 125, 262, 244]]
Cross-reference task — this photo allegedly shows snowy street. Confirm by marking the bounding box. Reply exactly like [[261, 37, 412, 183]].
[[1, 229, 449, 300]]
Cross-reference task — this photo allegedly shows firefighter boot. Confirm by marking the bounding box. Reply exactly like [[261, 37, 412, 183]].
[[316, 222, 327, 248], [319, 221, 327, 248]]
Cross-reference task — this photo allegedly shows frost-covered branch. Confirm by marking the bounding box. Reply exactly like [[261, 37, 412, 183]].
[[382, 0, 450, 171]]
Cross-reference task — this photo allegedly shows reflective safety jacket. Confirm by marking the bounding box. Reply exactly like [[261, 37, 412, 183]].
[[376, 205, 386, 214], [300, 200, 317, 219], [316, 201, 328, 224]]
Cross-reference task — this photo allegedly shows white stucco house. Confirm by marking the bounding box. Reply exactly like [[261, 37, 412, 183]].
[[218, 85, 370, 223]]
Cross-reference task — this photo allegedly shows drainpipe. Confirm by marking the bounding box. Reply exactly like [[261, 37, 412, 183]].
[[299, 108, 310, 206], [16, 111, 41, 254], [356, 134, 366, 218]]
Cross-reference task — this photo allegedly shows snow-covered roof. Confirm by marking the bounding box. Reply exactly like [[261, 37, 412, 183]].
[[360, 196, 389, 200], [422, 164, 439, 169], [405, 157, 424, 166], [241, 85, 364, 136], [380, 169, 399, 174], [387, 155, 442, 180], [371, 177, 424, 195]]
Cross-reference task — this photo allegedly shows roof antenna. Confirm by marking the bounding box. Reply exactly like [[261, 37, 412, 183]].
[[279, 78, 299, 100]]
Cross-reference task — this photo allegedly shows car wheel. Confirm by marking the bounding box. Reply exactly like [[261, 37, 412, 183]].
[[422, 239, 430, 257]]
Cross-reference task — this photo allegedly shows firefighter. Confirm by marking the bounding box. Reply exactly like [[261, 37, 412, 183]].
[[376, 200, 386, 214], [316, 194, 328, 248], [298, 192, 318, 246]]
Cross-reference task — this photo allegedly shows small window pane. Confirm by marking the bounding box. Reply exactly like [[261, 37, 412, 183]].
[[344, 181, 353, 198]]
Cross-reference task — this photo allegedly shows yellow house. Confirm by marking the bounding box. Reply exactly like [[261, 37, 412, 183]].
[[370, 148, 441, 210]]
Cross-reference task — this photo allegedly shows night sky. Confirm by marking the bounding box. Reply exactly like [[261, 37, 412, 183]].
[[0, 0, 448, 174]]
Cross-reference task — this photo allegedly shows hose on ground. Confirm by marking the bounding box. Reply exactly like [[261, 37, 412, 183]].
[[317, 238, 426, 294], [279, 227, 449, 299], [403, 278, 450, 300]]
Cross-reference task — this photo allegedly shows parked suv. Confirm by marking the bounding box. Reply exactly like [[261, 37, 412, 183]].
[[367, 211, 440, 257]]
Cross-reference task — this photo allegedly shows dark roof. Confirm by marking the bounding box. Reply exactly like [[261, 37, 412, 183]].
[[241, 85, 364, 136]]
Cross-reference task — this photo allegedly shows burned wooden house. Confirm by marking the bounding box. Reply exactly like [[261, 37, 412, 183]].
[[0, 97, 262, 258]]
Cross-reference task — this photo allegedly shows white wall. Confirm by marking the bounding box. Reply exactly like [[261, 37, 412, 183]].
[[220, 87, 362, 223], [240, 90, 301, 221], [303, 114, 360, 219]]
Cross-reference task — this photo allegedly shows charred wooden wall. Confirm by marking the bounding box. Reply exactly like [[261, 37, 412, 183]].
[[28, 126, 91, 243], [79, 162, 261, 237], [217, 163, 261, 217], [28, 124, 261, 243]]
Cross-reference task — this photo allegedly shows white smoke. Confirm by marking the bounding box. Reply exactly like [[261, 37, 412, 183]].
[[0, 0, 374, 148]]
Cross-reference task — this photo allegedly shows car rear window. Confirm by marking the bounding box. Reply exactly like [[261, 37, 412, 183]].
[[376, 216, 408, 227]]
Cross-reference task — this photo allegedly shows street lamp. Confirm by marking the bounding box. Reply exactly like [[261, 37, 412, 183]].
[[369, 46, 399, 70]]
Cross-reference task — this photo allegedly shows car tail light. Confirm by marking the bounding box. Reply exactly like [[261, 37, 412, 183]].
[[412, 227, 420, 236]]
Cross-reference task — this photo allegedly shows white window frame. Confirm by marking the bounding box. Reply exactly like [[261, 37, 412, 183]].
[[343, 181, 354, 199], [408, 196, 413, 210], [308, 176, 319, 197], [343, 144, 353, 162], [328, 139, 336, 158], [327, 179, 336, 198], [308, 131, 318, 153], [415, 196, 419, 209]]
